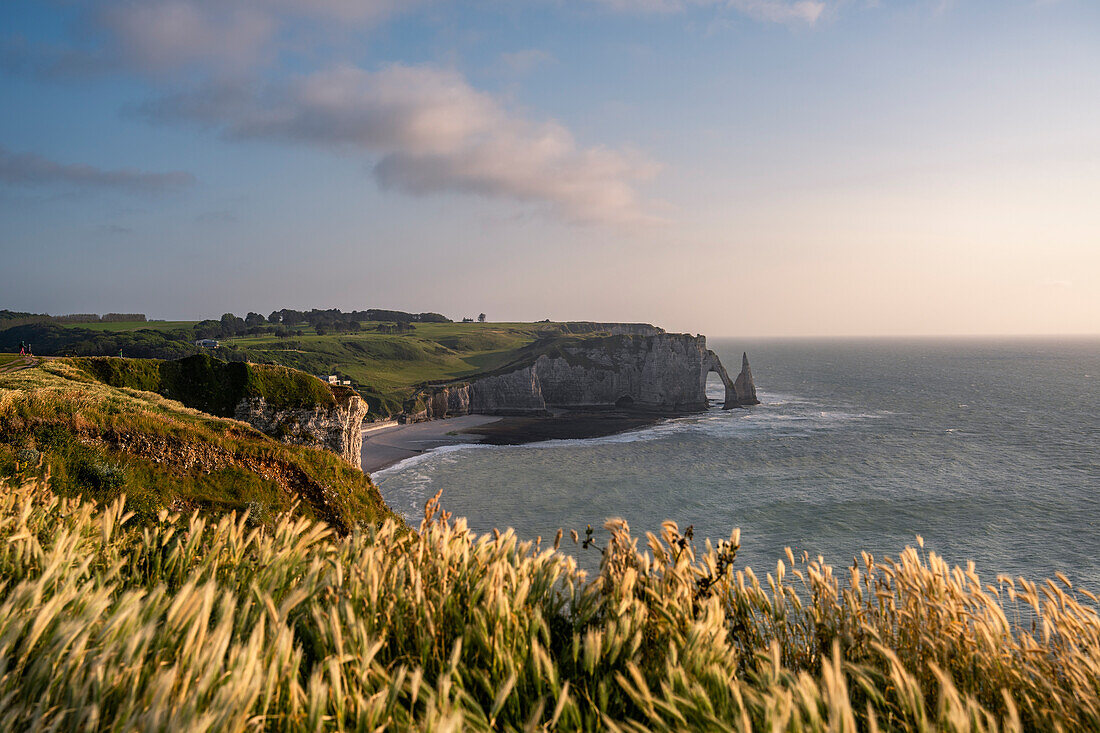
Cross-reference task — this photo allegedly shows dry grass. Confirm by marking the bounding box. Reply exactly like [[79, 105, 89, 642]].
[[0, 360, 396, 529], [0, 477, 1098, 731]]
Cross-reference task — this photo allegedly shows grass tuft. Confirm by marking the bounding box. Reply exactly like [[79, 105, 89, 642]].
[[0, 476, 1097, 730]]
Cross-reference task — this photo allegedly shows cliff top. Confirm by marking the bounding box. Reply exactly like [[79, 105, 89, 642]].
[[73, 353, 343, 417], [1, 316, 669, 418], [441, 331, 703, 384], [0, 358, 396, 530]]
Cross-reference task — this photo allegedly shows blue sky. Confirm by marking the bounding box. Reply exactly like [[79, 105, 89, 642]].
[[1, 0, 1097, 336]]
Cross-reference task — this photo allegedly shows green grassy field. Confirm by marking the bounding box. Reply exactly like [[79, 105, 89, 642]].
[[2, 318, 638, 417], [58, 320, 199, 332], [225, 322, 559, 415]]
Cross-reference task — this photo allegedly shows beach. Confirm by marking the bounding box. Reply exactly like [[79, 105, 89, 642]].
[[361, 412, 665, 473], [360, 415, 502, 473]]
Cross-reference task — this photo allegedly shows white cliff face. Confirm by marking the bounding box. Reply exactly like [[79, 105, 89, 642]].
[[234, 394, 370, 469], [405, 333, 758, 421], [472, 365, 549, 414], [522, 334, 712, 411]]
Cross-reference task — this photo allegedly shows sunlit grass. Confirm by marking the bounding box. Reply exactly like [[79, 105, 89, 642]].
[[1, 474, 1097, 731], [0, 359, 396, 531]]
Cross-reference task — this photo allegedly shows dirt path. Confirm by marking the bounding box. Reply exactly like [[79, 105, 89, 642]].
[[0, 355, 41, 374]]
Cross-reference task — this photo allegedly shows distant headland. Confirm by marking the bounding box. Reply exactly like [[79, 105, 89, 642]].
[[0, 308, 757, 423]]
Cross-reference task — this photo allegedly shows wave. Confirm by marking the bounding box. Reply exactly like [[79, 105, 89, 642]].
[[374, 389, 893, 479]]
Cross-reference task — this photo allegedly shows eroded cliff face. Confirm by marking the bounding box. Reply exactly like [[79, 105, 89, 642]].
[[404, 333, 759, 421], [234, 391, 370, 469]]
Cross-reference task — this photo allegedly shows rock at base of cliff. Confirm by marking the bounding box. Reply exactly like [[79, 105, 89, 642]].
[[732, 352, 760, 406]]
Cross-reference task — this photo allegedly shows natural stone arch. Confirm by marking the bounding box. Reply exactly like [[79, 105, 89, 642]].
[[704, 352, 737, 409], [704, 350, 758, 409]]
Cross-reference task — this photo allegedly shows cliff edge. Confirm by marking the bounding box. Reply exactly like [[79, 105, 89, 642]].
[[0, 359, 396, 530], [75, 354, 370, 469], [404, 333, 759, 421]]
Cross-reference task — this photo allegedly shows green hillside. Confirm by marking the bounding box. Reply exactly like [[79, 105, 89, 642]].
[[74, 353, 343, 417], [0, 357, 396, 531], [0, 311, 642, 417], [228, 322, 557, 414]]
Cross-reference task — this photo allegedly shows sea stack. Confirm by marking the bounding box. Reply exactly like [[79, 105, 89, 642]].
[[732, 352, 760, 406]]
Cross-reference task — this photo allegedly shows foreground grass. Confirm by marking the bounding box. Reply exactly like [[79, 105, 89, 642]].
[[1, 478, 1098, 731]]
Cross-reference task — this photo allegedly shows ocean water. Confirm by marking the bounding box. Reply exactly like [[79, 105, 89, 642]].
[[374, 338, 1100, 586]]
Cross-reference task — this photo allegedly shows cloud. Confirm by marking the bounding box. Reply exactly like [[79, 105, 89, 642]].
[[0, 145, 195, 193], [143, 64, 659, 225], [7, 0, 432, 77], [591, 0, 827, 24], [92, 2, 278, 75], [729, 0, 825, 23]]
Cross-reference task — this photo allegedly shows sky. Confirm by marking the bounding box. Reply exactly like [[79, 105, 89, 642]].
[[0, 0, 1097, 337]]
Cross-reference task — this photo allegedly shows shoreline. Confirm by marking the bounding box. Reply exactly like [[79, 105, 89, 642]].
[[361, 411, 666, 474], [360, 415, 501, 474]]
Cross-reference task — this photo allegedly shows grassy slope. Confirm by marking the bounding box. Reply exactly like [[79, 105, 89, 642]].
[[0, 478, 1097, 730], [0, 358, 396, 531], [73, 353, 340, 417], [229, 322, 560, 415], [3, 320, 656, 417], [58, 320, 200, 332]]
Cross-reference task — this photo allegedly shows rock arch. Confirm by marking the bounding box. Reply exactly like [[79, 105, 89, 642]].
[[704, 351, 737, 409], [704, 350, 759, 409]]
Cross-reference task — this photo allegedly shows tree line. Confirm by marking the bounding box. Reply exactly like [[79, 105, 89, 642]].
[[190, 308, 452, 340]]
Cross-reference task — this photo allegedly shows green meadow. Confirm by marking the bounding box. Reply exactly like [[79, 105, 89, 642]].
[[58, 319, 201, 332], [1, 316, 577, 416], [32, 319, 567, 413]]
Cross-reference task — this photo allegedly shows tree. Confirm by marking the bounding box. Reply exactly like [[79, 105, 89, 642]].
[[478, 313, 486, 323], [245, 312, 265, 328], [219, 313, 245, 337]]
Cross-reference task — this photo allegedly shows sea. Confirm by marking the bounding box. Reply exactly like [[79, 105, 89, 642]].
[[374, 338, 1100, 586]]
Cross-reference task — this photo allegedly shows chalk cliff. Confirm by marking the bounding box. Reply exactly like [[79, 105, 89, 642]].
[[403, 333, 759, 421], [234, 387, 370, 470]]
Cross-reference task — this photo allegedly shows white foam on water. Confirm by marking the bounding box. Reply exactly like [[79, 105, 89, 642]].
[[375, 388, 893, 485], [371, 442, 483, 479]]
